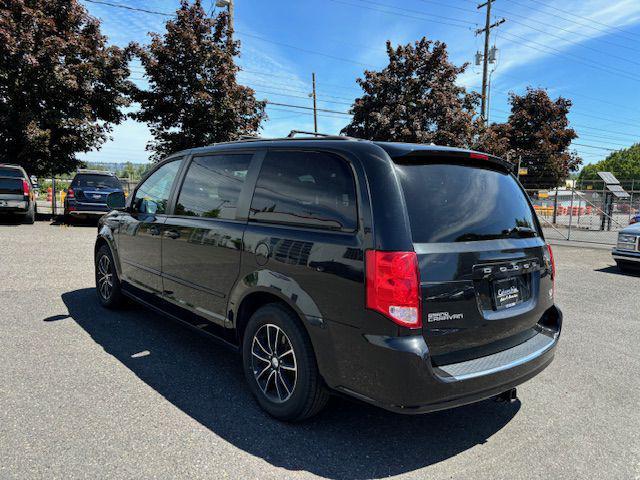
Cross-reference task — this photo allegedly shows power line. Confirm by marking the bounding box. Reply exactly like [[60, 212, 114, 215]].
[[492, 72, 632, 111], [490, 108, 640, 139], [497, 30, 640, 82], [254, 89, 353, 106], [266, 102, 351, 116], [487, 84, 640, 128], [239, 69, 363, 93], [333, 0, 476, 28], [572, 143, 621, 152], [417, 0, 477, 14], [238, 31, 376, 68], [505, 0, 640, 44], [83, 0, 172, 16], [491, 2, 640, 55], [498, 16, 640, 69], [266, 105, 351, 120]]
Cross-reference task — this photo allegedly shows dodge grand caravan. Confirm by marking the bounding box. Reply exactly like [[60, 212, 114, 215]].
[[95, 135, 562, 421]]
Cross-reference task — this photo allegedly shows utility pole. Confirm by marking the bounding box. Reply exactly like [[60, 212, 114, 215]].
[[216, 0, 234, 41], [475, 0, 505, 123], [311, 73, 318, 134]]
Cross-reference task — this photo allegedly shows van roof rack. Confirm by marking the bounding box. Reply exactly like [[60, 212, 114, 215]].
[[76, 168, 115, 175], [286, 130, 352, 140]]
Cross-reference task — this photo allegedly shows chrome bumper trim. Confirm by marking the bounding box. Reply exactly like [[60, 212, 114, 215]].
[[434, 332, 557, 381]]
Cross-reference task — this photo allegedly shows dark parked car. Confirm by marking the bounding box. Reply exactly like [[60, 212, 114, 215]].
[[612, 225, 640, 272], [94, 135, 562, 421], [0, 164, 36, 224], [64, 170, 124, 222]]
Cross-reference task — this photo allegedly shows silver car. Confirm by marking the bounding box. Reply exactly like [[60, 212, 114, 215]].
[[0, 164, 36, 224], [613, 224, 640, 272]]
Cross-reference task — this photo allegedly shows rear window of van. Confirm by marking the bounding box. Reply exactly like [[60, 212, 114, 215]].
[[395, 162, 539, 243]]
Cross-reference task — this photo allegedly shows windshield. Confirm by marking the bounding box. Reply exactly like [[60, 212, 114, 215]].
[[74, 174, 121, 190], [0, 167, 24, 179], [395, 162, 539, 243]]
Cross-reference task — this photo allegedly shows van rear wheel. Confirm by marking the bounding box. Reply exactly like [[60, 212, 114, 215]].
[[242, 304, 328, 422]]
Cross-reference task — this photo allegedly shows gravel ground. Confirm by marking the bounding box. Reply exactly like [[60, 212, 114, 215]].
[[0, 221, 638, 479]]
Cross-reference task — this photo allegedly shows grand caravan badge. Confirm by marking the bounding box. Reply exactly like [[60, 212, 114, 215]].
[[428, 311, 464, 322]]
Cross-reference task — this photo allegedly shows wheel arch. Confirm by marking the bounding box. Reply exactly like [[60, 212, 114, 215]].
[[233, 288, 309, 347], [95, 229, 122, 279]]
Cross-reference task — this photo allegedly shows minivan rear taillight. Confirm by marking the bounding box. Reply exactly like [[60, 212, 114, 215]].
[[22, 179, 30, 197], [365, 250, 421, 328], [67, 188, 75, 199]]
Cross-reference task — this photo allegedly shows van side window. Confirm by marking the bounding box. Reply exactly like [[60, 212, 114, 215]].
[[175, 154, 252, 220], [249, 151, 357, 231], [133, 159, 181, 215]]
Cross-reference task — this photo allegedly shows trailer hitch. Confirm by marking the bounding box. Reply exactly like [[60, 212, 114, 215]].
[[494, 388, 518, 403]]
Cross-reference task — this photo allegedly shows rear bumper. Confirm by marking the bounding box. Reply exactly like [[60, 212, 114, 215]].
[[68, 210, 108, 216], [66, 200, 109, 216], [326, 306, 562, 414], [0, 200, 29, 213]]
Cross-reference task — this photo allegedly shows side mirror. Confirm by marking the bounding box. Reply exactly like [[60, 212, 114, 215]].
[[106, 191, 126, 211]]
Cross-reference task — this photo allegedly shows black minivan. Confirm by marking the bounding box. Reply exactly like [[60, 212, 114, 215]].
[[95, 135, 562, 421]]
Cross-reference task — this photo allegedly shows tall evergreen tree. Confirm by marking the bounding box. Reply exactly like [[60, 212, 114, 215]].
[[0, 0, 131, 175], [341, 38, 482, 147], [131, 1, 266, 161]]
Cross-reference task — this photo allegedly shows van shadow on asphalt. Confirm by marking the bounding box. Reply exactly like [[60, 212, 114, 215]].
[[49, 288, 520, 480]]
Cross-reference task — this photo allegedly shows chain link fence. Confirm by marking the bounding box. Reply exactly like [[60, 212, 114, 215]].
[[31, 171, 636, 247], [526, 187, 637, 245]]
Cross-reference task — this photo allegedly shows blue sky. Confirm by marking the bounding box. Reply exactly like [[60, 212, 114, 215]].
[[78, 0, 640, 168]]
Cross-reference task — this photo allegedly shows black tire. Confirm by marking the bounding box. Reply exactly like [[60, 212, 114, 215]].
[[95, 244, 125, 308], [242, 304, 329, 422], [24, 204, 35, 224]]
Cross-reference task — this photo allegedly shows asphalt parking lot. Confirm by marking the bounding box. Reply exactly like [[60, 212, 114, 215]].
[[1, 221, 639, 479]]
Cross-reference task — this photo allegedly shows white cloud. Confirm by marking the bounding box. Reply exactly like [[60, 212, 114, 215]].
[[490, 0, 640, 81]]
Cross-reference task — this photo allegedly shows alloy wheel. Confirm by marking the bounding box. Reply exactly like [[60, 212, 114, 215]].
[[97, 254, 114, 301], [251, 323, 297, 403]]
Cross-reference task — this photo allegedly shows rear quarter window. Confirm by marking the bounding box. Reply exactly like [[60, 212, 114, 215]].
[[249, 150, 358, 232], [395, 162, 538, 243]]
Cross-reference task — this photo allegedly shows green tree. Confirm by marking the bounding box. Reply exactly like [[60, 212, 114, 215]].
[[131, 1, 266, 161], [476, 88, 580, 189], [578, 144, 640, 183], [0, 0, 131, 175], [341, 38, 482, 147]]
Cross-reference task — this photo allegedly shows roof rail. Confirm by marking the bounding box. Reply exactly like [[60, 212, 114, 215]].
[[287, 130, 351, 139], [76, 168, 115, 175]]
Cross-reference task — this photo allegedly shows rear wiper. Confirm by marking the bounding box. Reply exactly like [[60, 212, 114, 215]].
[[504, 226, 538, 238]]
